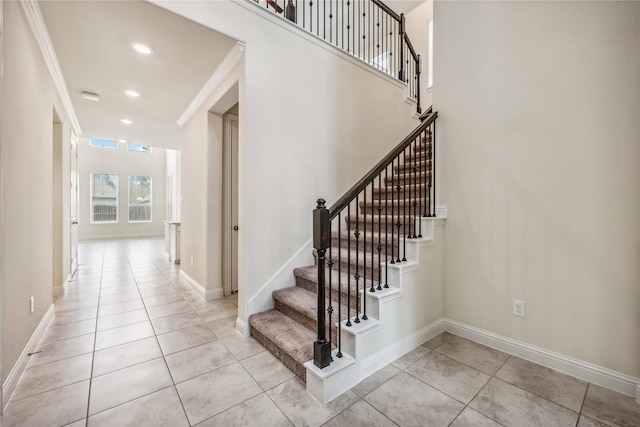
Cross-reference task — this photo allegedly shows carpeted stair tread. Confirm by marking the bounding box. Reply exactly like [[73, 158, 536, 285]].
[[249, 309, 315, 381], [273, 287, 351, 343]]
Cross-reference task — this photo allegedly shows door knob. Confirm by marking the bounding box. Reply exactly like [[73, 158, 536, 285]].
[[233, 225, 239, 231], [72, 221, 79, 225]]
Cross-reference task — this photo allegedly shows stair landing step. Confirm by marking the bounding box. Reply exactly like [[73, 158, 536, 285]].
[[249, 309, 315, 382]]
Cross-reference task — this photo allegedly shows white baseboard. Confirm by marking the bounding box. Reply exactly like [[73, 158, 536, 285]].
[[179, 270, 223, 301], [53, 274, 73, 297], [246, 239, 313, 317], [3, 304, 55, 412], [305, 318, 446, 405], [236, 316, 250, 337], [445, 318, 640, 400], [78, 232, 164, 241]]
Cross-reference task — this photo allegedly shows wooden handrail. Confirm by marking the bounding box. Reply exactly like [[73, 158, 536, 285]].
[[370, 0, 401, 22], [328, 110, 437, 220]]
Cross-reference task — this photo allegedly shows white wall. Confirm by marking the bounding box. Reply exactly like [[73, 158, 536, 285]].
[[155, 0, 422, 321], [405, 0, 432, 109], [1, 2, 73, 384], [435, 1, 640, 377], [78, 138, 166, 239], [166, 149, 182, 223]]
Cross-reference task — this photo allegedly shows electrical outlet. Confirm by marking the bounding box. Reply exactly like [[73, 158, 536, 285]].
[[190, 256, 194, 267], [29, 296, 35, 314], [513, 299, 525, 317]]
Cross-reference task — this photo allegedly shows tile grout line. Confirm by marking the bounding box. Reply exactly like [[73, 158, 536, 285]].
[[130, 238, 193, 426], [84, 240, 106, 426], [575, 383, 589, 427]]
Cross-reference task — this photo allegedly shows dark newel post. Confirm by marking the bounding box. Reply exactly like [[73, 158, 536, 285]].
[[416, 54, 422, 114], [313, 199, 332, 369], [398, 14, 405, 82], [286, 0, 297, 22]]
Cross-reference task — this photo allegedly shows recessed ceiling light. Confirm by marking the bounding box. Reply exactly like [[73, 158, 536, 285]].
[[118, 139, 127, 143], [125, 90, 141, 97], [121, 119, 133, 125], [131, 42, 153, 55], [81, 91, 100, 102]]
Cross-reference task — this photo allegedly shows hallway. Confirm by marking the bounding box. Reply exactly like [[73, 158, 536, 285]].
[[0, 238, 637, 426]]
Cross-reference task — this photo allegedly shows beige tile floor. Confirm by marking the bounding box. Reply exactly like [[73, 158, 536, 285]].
[[1, 237, 638, 427]]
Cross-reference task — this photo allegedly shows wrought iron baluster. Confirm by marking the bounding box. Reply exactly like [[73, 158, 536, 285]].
[[362, 188, 368, 320], [354, 196, 360, 324], [378, 174, 384, 290], [417, 135, 422, 237], [416, 140, 422, 239], [372, 178, 378, 293], [346, 204, 352, 326], [402, 147, 407, 261], [433, 119, 436, 217], [337, 211, 343, 357], [395, 156, 401, 263], [390, 158, 395, 265], [328, 253, 334, 356], [310, 0, 313, 33]]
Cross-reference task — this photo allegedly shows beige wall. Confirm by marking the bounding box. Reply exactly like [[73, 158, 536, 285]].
[[158, 0, 423, 321], [435, 1, 640, 376], [78, 138, 166, 240], [1, 2, 74, 382]]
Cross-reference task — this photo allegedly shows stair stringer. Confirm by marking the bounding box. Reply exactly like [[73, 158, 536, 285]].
[[305, 217, 446, 405]]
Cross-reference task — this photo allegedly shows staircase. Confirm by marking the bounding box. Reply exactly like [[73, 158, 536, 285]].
[[249, 118, 436, 385]]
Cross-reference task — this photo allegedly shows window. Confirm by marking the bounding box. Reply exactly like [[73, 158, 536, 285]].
[[91, 173, 118, 223], [90, 138, 118, 149], [428, 19, 433, 89], [127, 143, 152, 153], [128, 176, 152, 222]]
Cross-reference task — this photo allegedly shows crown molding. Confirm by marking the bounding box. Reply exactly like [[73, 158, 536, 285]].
[[19, 1, 81, 135], [177, 41, 245, 127]]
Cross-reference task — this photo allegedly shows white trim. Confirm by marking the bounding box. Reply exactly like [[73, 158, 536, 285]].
[[179, 270, 223, 301], [78, 232, 163, 241], [246, 239, 314, 316], [53, 273, 72, 297], [3, 304, 55, 411], [305, 318, 446, 405], [19, 1, 81, 135], [445, 318, 640, 399], [435, 205, 447, 219], [177, 42, 245, 127], [235, 316, 250, 337], [232, 0, 406, 92]]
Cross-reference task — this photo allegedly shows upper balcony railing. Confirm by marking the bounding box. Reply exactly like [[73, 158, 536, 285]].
[[253, 0, 422, 114]]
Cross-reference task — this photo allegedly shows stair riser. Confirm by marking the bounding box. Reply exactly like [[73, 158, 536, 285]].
[[332, 259, 380, 284], [385, 173, 431, 186], [345, 219, 418, 235], [361, 204, 427, 216], [295, 274, 360, 311], [274, 300, 341, 346], [250, 325, 306, 382], [331, 235, 400, 254], [394, 161, 432, 174]]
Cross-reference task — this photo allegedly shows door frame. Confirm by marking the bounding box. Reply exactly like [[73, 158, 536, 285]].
[[69, 131, 78, 277], [222, 113, 239, 296]]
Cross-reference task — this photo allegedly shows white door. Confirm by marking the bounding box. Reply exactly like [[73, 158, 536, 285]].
[[70, 132, 78, 276], [223, 114, 239, 294]]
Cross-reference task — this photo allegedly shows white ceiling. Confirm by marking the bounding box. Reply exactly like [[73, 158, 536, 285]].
[[40, 1, 237, 150]]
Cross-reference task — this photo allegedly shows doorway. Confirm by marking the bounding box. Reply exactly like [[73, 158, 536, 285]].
[[70, 132, 78, 277], [222, 107, 239, 295]]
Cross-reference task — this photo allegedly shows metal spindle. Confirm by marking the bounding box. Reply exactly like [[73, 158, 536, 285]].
[[412, 138, 418, 238], [354, 195, 360, 323], [402, 147, 407, 261], [328, 254, 333, 353], [310, 0, 313, 33], [346, 204, 352, 326], [337, 212, 343, 357], [371, 180, 377, 293], [390, 158, 395, 265], [433, 120, 436, 217], [417, 135, 422, 238], [383, 170, 388, 288], [362, 187, 368, 320]]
